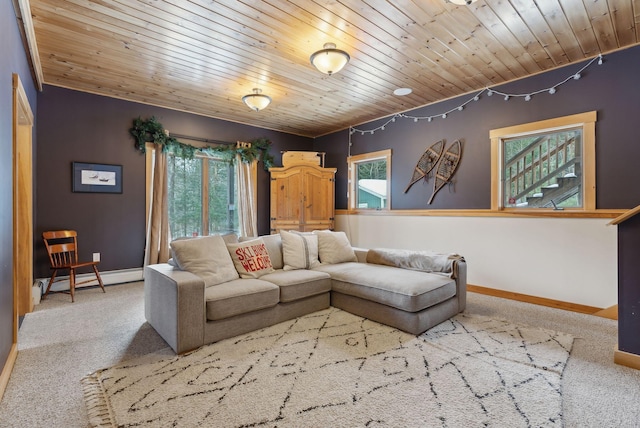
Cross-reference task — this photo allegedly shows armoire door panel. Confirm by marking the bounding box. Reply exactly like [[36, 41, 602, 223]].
[[270, 153, 336, 233]]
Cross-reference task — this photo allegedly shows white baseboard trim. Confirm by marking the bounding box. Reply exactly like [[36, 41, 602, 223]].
[[36, 267, 143, 293]]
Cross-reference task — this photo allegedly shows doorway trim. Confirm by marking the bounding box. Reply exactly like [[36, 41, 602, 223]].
[[13, 73, 34, 317], [1, 74, 34, 401]]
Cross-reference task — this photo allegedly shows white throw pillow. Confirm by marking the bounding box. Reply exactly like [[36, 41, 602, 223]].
[[227, 238, 275, 278], [280, 230, 320, 270], [170, 235, 239, 287], [313, 230, 357, 264]]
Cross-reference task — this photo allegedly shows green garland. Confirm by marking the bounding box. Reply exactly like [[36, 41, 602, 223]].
[[130, 116, 274, 169]]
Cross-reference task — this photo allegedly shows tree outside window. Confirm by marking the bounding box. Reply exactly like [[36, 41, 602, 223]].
[[168, 155, 238, 238]]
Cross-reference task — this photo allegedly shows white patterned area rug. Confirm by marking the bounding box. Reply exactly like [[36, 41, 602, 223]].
[[82, 308, 574, 427]]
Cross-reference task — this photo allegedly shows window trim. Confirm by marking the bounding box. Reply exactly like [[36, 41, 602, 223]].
[[347, 149, 392, 210], [490, 111, 596, 211]]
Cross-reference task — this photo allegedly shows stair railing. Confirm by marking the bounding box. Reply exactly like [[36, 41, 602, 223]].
[[504, 134, 581, 205]]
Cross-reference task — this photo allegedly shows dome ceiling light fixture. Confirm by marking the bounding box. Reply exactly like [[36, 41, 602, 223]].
[[447, 0, 478, 5], [310, 43, 351, 75], [242, 88, 272, 112], [393, 88, 412, 96]]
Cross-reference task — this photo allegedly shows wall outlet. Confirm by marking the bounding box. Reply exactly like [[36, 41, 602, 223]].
[[93, 252, 100, 262]]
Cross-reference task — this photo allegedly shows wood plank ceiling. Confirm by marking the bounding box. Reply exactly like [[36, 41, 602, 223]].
[[25, 0, 640, 137]]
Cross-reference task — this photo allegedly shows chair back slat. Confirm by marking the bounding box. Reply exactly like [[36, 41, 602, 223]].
[[43, 230, 76, 240], [43, 230, 79, 268]]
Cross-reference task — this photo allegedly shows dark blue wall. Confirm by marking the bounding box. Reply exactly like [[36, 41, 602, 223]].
[[35, 86, 313, 278], [619, 216, 640, 354], [1, 2, 38, 375], [315, 45, 640, 211]]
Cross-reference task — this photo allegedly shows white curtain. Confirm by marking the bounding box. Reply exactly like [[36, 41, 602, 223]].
[[144, 146, 170, 266], [236, 153, 258, 238]]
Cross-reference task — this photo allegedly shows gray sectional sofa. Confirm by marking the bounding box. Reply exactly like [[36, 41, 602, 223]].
[[144, 230, 467, 354]]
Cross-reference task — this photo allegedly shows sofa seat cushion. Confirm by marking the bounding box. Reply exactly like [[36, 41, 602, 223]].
[[260, 269, 331, 303], [205, 279, 279, 321], [314, 263, 456, 313]]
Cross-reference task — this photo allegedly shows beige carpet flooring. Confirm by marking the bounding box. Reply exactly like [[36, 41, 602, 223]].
[[0, 281, 639, 427]]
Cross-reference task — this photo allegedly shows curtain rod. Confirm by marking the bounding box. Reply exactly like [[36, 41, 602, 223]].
[[168, 133, 234, 146]]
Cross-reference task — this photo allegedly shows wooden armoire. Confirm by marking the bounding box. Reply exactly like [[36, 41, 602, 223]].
[[269, 151, 336, 233]]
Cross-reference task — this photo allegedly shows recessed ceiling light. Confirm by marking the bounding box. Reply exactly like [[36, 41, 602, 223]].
[[393, 88, 412, 96]]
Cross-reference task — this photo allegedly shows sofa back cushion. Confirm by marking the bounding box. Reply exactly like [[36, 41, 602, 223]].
[[313, 230, 357, 264], [170, 234, 239, 287], [281, 230, 320, 270], [226, 238, 276, 278]]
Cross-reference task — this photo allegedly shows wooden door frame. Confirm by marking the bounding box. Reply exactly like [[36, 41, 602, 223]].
[[1, 74, 33, 402], [12, 73, 34, 330]]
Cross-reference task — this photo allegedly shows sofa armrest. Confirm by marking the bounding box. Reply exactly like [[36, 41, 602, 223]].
[[144, 264, 205, 354], [452, 259, 467, 312]]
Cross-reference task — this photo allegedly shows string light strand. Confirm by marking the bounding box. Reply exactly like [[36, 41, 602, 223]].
[[349, 54, 604, 136]]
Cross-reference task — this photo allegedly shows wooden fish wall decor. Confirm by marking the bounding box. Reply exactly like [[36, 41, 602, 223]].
[[428, 140, 462, 204], [404, 140, 444, 193]]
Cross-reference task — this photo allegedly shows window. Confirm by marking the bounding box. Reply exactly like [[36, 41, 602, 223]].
[[491, 111, 596, 211], [347, 149, 391, 210], [167, 154, 238, 238]]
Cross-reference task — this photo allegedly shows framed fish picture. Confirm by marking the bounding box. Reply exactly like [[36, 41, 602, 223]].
[[72, 162, 123, 193]]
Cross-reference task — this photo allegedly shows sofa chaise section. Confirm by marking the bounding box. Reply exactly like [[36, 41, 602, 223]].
[[314, 261, 466, 335]]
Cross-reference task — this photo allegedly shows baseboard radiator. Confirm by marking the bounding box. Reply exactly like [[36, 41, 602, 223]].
[[35, 267, 144, 294]]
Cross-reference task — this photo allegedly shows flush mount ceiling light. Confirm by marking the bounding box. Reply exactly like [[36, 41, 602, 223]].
[[448, 0, 478, 4], [310, 43, 350, 75], [393, 88, 412, 96], [242, 88, 272, 112]]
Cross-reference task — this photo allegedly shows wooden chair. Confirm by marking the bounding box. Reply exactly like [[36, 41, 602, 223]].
[[42, 230, 105, 302]]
